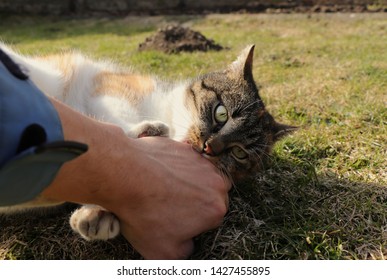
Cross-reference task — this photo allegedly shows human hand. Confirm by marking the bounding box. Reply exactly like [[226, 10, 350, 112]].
[[105, 136, 231, 259]]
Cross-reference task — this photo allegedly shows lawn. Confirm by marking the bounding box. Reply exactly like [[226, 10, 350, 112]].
[[0, 13, 386, 260]]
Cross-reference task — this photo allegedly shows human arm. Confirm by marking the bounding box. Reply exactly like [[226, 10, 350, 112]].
[[0, 50, 87, 206]]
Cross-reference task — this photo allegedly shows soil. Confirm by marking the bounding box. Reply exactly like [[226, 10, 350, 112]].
[[138, 25, 224, 54]]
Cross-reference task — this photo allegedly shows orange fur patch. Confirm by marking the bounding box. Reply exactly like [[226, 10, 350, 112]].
[[93, 72, 155, 104]]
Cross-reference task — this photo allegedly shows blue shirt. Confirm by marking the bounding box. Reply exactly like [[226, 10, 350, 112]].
[[0, 48, 87, 206]]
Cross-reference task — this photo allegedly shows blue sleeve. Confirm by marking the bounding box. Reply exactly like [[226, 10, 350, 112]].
[[0, 48, 88, 206]]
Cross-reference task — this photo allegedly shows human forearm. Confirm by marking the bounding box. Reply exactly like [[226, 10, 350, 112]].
[[40, 97, 132, 206]]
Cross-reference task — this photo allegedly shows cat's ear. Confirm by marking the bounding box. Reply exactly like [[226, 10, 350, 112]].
[[272, 122, 298, 141], [228, 45, 255, 80]]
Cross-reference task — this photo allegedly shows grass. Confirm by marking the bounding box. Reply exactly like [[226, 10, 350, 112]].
[[0, 13, 386, 260]]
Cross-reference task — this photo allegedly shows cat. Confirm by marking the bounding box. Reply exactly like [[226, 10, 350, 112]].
[[0, 43, 295, 241]]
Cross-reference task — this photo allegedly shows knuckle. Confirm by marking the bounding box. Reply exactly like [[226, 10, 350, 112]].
[[162, 241, 194, 260], [210, 200, 227, 228], [210, 174, 228, 193], [216, 201, 228, 217]]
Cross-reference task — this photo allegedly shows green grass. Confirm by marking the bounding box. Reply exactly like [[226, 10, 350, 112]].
[[0, 13, 386, 260]]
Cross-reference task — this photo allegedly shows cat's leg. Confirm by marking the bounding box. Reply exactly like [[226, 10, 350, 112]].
[[70, 205, 120, 241], [127, 120, 170, 138]]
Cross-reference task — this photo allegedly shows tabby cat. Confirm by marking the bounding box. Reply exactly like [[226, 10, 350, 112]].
[[0, 43, 294, 241]]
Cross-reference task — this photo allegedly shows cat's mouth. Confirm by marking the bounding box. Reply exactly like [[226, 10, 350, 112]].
[[183, 139, 218, 159]]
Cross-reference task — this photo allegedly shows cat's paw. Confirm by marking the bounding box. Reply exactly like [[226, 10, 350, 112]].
[[130, 121, 170, 138], [70, 205, 120, 241]]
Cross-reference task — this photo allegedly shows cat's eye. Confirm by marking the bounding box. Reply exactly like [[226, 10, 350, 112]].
[[231, 146, 248, 160], [214, 104, 228, 124]]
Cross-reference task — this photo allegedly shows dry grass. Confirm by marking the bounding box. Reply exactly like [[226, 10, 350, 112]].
[[0, 13, 386, 259]]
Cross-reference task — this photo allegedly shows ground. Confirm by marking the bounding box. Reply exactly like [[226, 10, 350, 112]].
[[0, 13, 386, 260], [138, 25, 224, 53]]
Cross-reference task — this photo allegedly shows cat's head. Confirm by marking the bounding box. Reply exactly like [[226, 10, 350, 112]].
[[185, 45, 296, 184]]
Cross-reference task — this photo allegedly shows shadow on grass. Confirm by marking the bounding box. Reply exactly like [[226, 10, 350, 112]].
[[194, 155, 387, 260], [0, 203, 141, 260], [1, 153, 385, 260]]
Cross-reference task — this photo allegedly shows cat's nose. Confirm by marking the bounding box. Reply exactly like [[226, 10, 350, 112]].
[[203, 140, 214, 156], [203, 138, 225, 156]]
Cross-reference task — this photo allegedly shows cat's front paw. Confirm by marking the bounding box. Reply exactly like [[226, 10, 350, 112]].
[[130, 121, 170, 138], [70, 205, 120, 241]]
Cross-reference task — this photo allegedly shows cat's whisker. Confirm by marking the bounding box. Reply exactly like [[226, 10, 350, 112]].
[[239, 100, 261, 114], [217, 164, 235, 188], [250, 148, 272, 170]]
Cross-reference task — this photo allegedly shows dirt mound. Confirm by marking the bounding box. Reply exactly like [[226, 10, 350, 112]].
[[138, 25, 224, 54]]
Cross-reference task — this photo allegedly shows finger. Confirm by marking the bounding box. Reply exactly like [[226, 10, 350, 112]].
[[224, 177, 232, 192], [177, 239, 195, 259], [141, 239, 194, 260]]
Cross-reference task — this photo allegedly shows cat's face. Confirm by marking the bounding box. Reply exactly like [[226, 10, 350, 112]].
[[185, 45, 295, 183]]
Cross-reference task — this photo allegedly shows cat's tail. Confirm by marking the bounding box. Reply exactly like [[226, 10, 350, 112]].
[[0, 42, 64, 99]]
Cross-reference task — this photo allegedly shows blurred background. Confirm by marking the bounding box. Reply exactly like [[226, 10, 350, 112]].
[[0, 0, 385, 16]]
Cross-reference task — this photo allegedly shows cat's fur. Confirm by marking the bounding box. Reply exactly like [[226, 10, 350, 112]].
[[0, 43, 294, 241]]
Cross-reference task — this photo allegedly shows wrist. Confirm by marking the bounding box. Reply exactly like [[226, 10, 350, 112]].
[[41, 99, 132, 206]]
